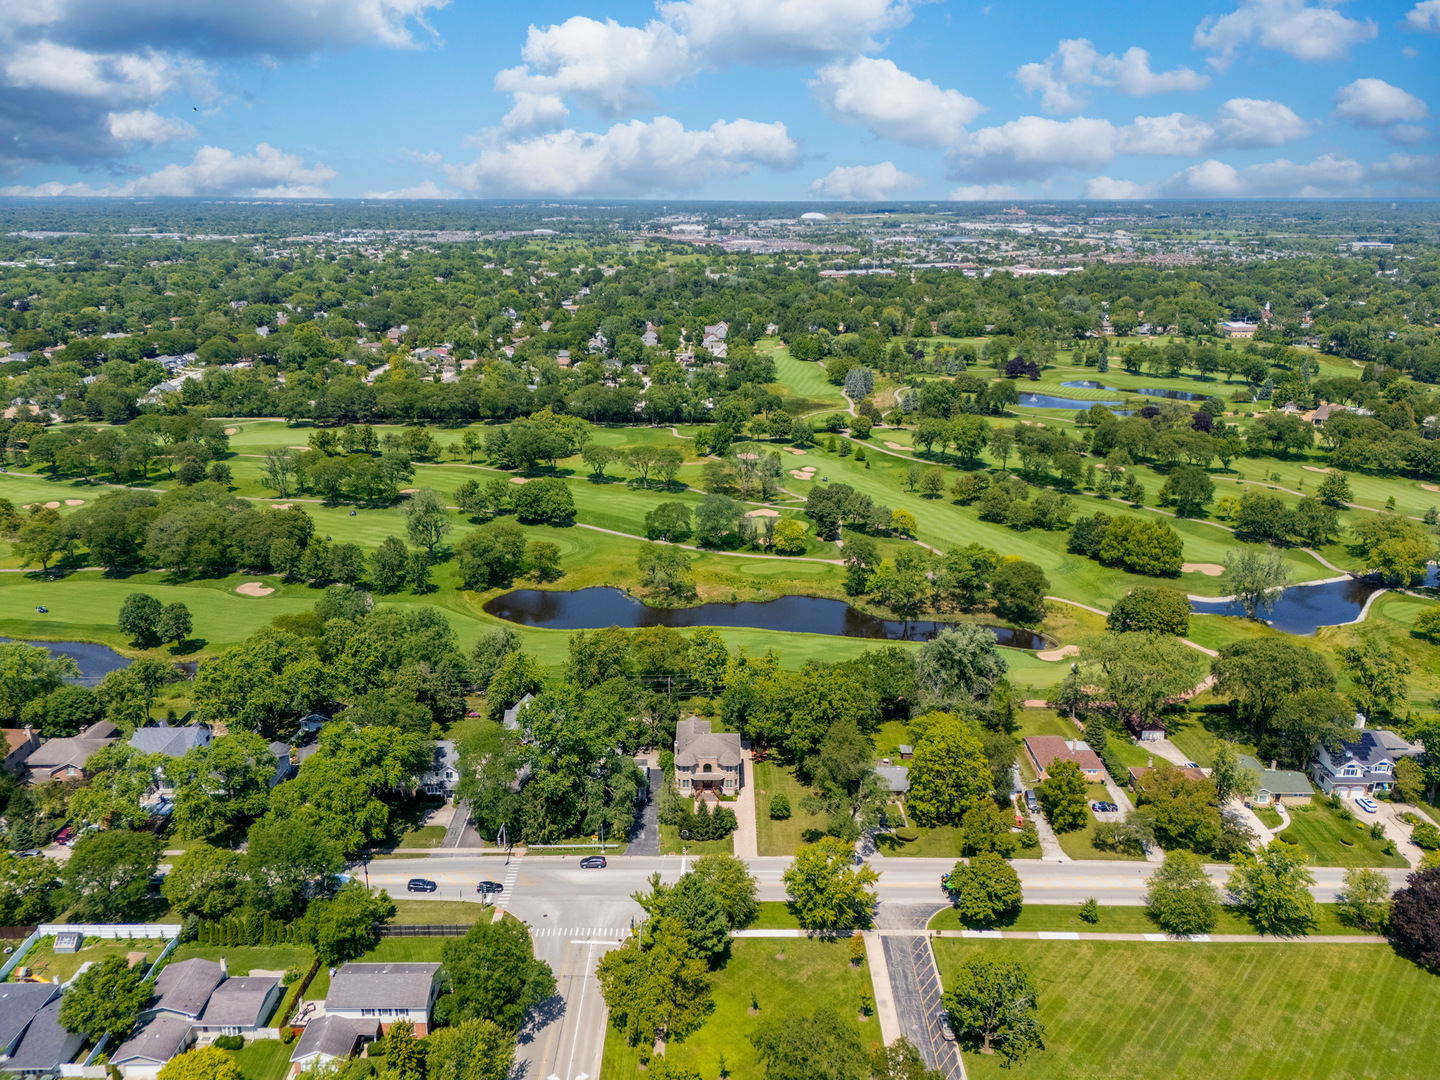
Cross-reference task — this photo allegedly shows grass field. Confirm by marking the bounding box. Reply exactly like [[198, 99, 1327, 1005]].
[[932, 939, 1440, 1080], [388, 900, 493, 924], [1282, 796, 1408, 868], [230, 1038, 292, 1080], [752, 760, 825, 856], [661, 823, 733, 856], [10, 936, 166, 983], [926, 902, 1369, 936], [600, 937, 879, 1080]]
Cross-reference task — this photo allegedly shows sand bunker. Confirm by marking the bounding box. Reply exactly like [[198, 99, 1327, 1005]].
[[224, 427, 239, 435], [510, 476, 530, 485], [1302, 466, 1331, 474], [1037, 644, 1081, 662], [746, 508, 780, 518], [42, 501, 60, 509], [789, 470, 814, 479], [1424, 484, 1440, 493], [235, 582, 274, 597], [788, 448, 807, 455], [270, 503, 293, 510], [288, 445, 310, 450], [399, 488, 419, 494], [1183, 562, 1225, 577], [884, 441, 908, 450], [64, 499, 84, 506]]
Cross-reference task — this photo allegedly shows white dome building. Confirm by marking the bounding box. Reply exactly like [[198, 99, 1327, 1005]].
[[800, 212, 828, 221]]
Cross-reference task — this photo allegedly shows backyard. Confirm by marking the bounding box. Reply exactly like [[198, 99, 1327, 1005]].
[[9, 936, 167, 984]]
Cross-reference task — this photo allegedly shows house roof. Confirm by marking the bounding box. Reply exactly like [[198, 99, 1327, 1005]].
[[325, 963, 440, 1011], [1129, 765, 1207, 784], [1025, 736, 1104, 774], [197, 977, 280, 1028], [1238, 755, 1311, 796], [674, 718, 743, 768], [876, 766, 910, 794], [1370, 729, 1421, 756], [291, 1016, 381, 1064], [112, 1014, 193, 1066], [502, 693, 535, 732], [3, 995, 83, 1072], [150, 958, 225, 1019], [1332, 730, 1409, 770], [24, 722, 118, 775], [0, 984, 57, 1054], [129, 722, 208, 758], [3, 727, 38, 758]]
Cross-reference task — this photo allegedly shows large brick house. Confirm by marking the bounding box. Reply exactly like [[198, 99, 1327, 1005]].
[[674, 718, 743, 795]]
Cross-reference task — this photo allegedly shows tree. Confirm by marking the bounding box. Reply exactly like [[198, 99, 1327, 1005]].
[[1226, 840, 1318, 935], [802, 718, 888, 841], [1106, 586, 1190, 636], [637, 542, 697, 601], [1221, 544, 1292, 620], [942, 954, 1044, 1065], [1209, 742, 1260, 807], [161, 844, 243, 920], [444, 916, 557, 1031], [0, 850, 62, 924], [782, 837, 879, 930], [60, 955, 151, 1038], [688, 853, 759, 929], [1211, 637, 1335, 743], [1085, 631, 1201, 739], [950, 852, 1023, 926], [118, 592, 162, 647], [15, 507, 72, 570], [156, 602, 193, 648], [694, 493, 741, 547], [773, 517, 808, 555], [0, 641, 78, 723], [1389, 867, 1440, 971], [870, 1039, 946, 1080], [370, 535, 410, 592], [645, 501, 692, 541], [403, 488, 453, 561], [62, 828, 161, 920], [525, 540, 563, 582], [596, 919, 711, 1046], [905, 714, 993, 826], [750, 1007, 868, 1080], [308, 881, 396, 964], [919, 466, 945, 499], [1157, 465, 1215, 516], [1337, 628, 1412, 719], [157, 1048, 243, 1080], [241, 814, 343, 919], [634, 872, 731, 962], [914, 626, 1008, 711], [1038, 759, 1088, 832], [455, 521, 528, 589], [1317, 471, 1353, 506], [989, 559, 1049, 622], [1340, 866, 1390, 932], [425, 1018, 515, 1080], [512, 477, 576, 523], [486, 651, 546, 719], [1144, 850, 1221, 935]]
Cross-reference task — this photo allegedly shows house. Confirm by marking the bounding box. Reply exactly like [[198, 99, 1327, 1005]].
[[269, 741, 296, 787], [289, 1016, 381, 1077], [22, 721, 118, 784], [502, 693, 535, 735], [417, 740, 458, 799], [1023, 736, 1104, 783], [703, 321, 728, 341], [673, 717, 743, 795], [194, 976, 284, 1036], [556, 349, 571, 368], [299, 713, 329, 736], [2, 725, 41, 775], [144, 958, 226, 1022], [1, 992, 85, 1078], [1239, 755, 1312, 806], [111, 1014, 195, 1080], [1218, 321, 1256, 338], [897, 744, 914, 761], [875, 765, 910, 796], [1312, 729, 1420, 798], [323, 963, 442, 1036], [0, 985, 69, 1069], [1128, 764, 1207, 789], [129, 721, 211, 759]]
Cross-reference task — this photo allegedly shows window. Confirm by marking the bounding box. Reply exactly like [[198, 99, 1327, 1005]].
[[362, 1008, 377, 1016]]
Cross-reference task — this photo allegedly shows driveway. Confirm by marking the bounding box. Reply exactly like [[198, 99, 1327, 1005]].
[[1024, 793, 1070, 862], [1363, 798, 1418, 867], [627, 768, 662, 857], [874, 904, 964, 1079], [733, 748, 759, 858]]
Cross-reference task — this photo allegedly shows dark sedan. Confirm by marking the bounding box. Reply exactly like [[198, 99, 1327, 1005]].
[[476, 880, 504, 894], [406, 878, 438, 893]]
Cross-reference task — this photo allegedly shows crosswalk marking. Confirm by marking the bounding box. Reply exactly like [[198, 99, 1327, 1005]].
[[529, 926, 629, 938], [492, 856, 523, 908]]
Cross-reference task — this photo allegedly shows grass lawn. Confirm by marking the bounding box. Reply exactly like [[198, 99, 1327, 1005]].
[[1283, 796, 1408, 868], [171, 943, 313, 975], [753, 760, 826, 856], [600, 938, 879, 1080], [229, 1039, 292, 1080], [748, 901, 805, 930], [1053, 812, 1146, 862], [388, 900, 493, 924], [389, 824, 446, 848], [927, 902, 1370, 936], [1254, 805, 1284, 829], [661, 823, 733, 856], [11, 936, 166, 983], [932, 939, 1440, 1080]]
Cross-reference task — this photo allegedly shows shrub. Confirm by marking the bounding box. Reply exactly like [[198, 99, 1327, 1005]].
[[213, 1036, 244, 1051], [1078, 897, 1099, 924], [769, 793, 791, 820], [1413, 822, 1440, 851], [1277, 829, 1299, 845]]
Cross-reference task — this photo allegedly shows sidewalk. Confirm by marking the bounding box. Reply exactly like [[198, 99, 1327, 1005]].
[[862, 930, 903, 1045]]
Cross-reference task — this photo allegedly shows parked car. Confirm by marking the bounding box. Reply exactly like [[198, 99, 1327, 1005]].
[[406, 878, 438, 893], [54, 827, 75, 846], [936, 1010, 956, 1041], [1025, 789, 1039, 814], [10, 850, 42, 859], [1184, 762, 1201, 769], [1356, 797, 1379, 814], [580, 855, 607, 869], [476, 880, 503, 894]]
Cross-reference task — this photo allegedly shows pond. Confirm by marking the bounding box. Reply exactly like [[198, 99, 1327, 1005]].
[[1189, 577, 1379, 636], [0, 637, 132, 685], [483, 588, 1054, 648], [1018, 392, 1122, 410], [1060, 381, 1213, 402]]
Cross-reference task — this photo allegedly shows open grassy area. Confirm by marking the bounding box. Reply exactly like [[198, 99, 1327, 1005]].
[[1282, 795, 1408, 868], [229, 1038, 292, 1080], [600, 937, 879, 1080], [387, 900, 493, 924], [932, 939, 1440, 1080], [748, 901, 805, 930], [753, 760, 825, 856], [927, 902, 1369, 936], [1254, 805, 1284, 829], [10, 936, 167, 984], [661, 823, 733, 856]]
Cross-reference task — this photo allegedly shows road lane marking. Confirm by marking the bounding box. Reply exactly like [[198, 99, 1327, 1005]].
[[565, 942, 597, 1080]]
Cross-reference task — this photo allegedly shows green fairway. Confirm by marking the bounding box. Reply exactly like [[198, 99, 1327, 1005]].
[[600, 937, 879, 1080], [932, 939, 1440, 1080]]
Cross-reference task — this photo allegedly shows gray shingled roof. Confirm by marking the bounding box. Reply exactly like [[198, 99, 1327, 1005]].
[[326, 963, 440, 1011], [150, 958, 225, 1019], [876, 765, 910, 794], [290, 1016, 381, 1064], [24, 722, 118, 774], [129, 722, 209, 758], [0, 984, 57, 1054], [197, 976, 280, 1027], [674, 718, 742, 768], [502, 693, 534, 732], [4, 995, 84, 1072], [112, 1014, 192, 1066]]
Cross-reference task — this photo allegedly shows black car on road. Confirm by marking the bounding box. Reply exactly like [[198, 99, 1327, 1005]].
[[476, 880, 504, 894], [580, 855, 607, 869], [407, 878, 438, 893]]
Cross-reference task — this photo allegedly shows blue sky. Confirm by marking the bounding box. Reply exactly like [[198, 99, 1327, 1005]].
[[1, 0, 1436, 200]]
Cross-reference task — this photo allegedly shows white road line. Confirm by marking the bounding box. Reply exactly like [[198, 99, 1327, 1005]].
[[565, 943, 596, 1080]]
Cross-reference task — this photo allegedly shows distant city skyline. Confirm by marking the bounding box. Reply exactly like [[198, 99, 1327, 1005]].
[[1, 0, 1436, 201]]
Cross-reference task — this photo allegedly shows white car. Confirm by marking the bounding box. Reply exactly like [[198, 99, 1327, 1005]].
[[1355, 797, 1379, 814]]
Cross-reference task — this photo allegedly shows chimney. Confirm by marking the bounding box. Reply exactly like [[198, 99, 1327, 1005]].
[[220, 957, 228, 978], [1270, 760, 1277, 771]]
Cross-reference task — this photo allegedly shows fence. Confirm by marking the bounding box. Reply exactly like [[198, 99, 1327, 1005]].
[[376, 924, 470, 937], [0, 923, 181, 982]]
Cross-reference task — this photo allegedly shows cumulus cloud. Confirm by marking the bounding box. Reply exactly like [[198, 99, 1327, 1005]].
[[1119, 98, 1309, 154], [808, 162, 924, 199], [1085, 152, 1374, 198], [1371, 151, 1440, 185], [810, 57, 983, 147], [442, 116, 798, 198], [362, 180, 453, 199], [659, 0, 913, 59], [0, 142, 336, 197], [1405, 1, 1440, 32], [948, 183, 1020, 200], [947, 116, 1119, 180], [1195, 0, 1377, 69], [1334, 78, 1429, 126], [1016, 39, 1210, 113], [107, 110, 196, 146]]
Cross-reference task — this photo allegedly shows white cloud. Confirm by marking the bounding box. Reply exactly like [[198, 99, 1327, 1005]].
[[948, 183, 1020, 200], [107, 109, 196, 146], [1195, 0, 1377, 69], [1086, 151, 1368, 198], [443, 116, 798, 198], [0, 143, 336, 197], [1117, 99, 1307, 156], [1083, 176, 1153, 199], [659, 0, 913, 59], [810, 57, 983, 147], [1016, 38, 1210, 113], [3, 40, 209, 103], [363, 180, 452, 199], [808, 162, 924, 199], [947, 116, 1119, 180], [1371, 151, 1440, 185], [1405, 1, 1440, 32], [1334, 78, 1429, 126]]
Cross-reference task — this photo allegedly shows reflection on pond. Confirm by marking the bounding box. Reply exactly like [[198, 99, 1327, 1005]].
[[1190, 577, 1379, 636], [483, 588, 1054, 648], [0, 637, 132, 685], [1018, 392, 1121, 410]]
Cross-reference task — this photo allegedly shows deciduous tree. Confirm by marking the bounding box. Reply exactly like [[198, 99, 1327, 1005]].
[[782, 837, 879, 930], [942, 955, 1044, 1065]]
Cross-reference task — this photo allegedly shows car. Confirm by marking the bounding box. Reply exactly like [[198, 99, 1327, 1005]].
[[406, 878, 438, 893], [1185, 762, 1201, 769], [1091, 801, 1106, 812], [580, 855, 607, 869], [476, 880, 504, 894], [10, 850, 42, 859], [1356, 797, 1379, 814], [55, 827, 75, 846], [936, 1010, 956, 1042], [1024, 789, 1039, 814]]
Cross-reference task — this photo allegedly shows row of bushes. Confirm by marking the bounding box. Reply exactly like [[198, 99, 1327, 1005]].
[[198, 914, 304, 948]]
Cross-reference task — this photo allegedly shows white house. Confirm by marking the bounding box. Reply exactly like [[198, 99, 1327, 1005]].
[[1311, 729, 1421, 798], [417, 740, 459, 799], [289, 1016, 381, 1077]]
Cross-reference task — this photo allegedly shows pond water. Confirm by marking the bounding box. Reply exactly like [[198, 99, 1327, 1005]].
[[1060, 381, 1212, 402], [0, 637, 132, 685], [1189, 577, 1379, 636], [1061, 380, 1118, 390], [1018, 392, 1121, 410], [484, 588, 1054, 648]]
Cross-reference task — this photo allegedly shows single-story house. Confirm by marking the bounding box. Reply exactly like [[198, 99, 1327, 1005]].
[[144, 958, 226, 1022], [674, 717, 743, 795], [875, 765, 910, 796], [1024, 736, 1104, 783], [22, 721, 118, 784], [324, 963, 441, 1036], [1, 992, 85, 1078], [269, 741, 296, 787], [897, 744, 914, 761], [1128, 764, 1208, 789], [289, 1016, 381, 1077], [194, 976, 283, 1036], [1239, 755, 1312, 806], [1, 985, 63, 1061], [111, 1015, 195, 1080], [128, 721, 211, 759], [2, 726, 41, 776]]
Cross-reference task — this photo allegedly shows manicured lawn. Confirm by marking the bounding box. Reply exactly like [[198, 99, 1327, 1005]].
[[600, 938, 879, 1080], [230, 1038, 292, 1080], [388, 900, 493, 924], [932, 939, 1440, 1080], [1254, 805, 1284, 829], [1282, 796, 1408, 868], [753, 760, 826, 856], [749, 901, 805, 929], [927, 902, 1369, 936], [390, 824, 446, 848], [660, 823, 733, 856], [11, 936, 167, 983], [171, 943, 313, 975]]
